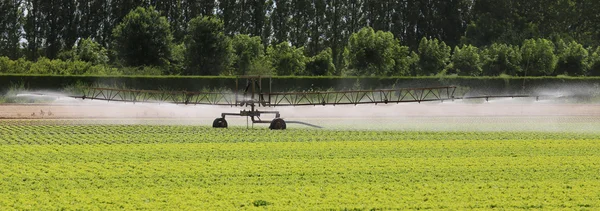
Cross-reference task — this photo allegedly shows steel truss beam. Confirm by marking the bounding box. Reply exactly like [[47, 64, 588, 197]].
[[76, 86, 545, 107], [267, 86, 457, 106], [76, 86, 463, 106], [79, 87, 236, 106]]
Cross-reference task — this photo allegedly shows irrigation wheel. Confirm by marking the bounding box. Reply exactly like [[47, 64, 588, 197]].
[[269, 118, 286, 130], [212, 118, 228, 128]]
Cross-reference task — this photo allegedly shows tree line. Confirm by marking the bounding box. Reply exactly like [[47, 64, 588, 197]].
[[1, 0, 600, 76]]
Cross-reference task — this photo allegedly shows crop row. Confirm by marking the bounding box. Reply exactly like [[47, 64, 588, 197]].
[[1, 124, 600, 146], [1, 139, 599, 209], [0, 120, 599, 209]]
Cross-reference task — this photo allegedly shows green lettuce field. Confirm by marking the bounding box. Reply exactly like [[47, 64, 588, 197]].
[[1, 120, 599, 209]]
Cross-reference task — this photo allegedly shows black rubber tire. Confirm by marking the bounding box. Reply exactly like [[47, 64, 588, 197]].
[[212, 118, 228, 128], [269, 118, 286, 130]]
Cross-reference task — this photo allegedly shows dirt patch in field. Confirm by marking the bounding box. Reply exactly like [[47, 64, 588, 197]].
[[2, 98, 600, 132], [1, 101, 600, 119]]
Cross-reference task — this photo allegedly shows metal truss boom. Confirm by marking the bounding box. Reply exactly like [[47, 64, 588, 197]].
[[75, 86, 464, 106]]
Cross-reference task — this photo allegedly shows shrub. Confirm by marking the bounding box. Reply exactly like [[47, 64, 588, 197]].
[[1, 56, 118, 75], [0, 57, 31, 74], [449, 45, 482, 76], [305, 48, 335, 76], [267, 42, 306, 75], [520, 38, 557, 76], [74, 38, 109, 65], [481, 43, 522, 76], [417, 37, 451, 76], [230, 34, 264, 76], [555, 40, 588, 76], [589, 47, 600, 76], [344, 27, 401, 76], [392, 47, 419, 76]]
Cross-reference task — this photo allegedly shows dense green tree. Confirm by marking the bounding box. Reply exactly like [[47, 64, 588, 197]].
[[184, 16, 230, 75], [112, 6, 173, 67], [344, 27, 401, 76], [231, 34, 264, 75], [520, 38, 557, 76], [417, 37, 451, 75], [305, 48, 335, 76], [448, 45, 482, 76], [555, 40, 588, 76], [481, 43, 522, 76], [267, 41, 305, 75]]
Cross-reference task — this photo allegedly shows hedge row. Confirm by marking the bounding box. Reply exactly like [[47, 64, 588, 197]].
[[1, 74, 599, 96]]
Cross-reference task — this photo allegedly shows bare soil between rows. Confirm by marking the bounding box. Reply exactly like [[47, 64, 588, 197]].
[[2, 102, 599, 120]]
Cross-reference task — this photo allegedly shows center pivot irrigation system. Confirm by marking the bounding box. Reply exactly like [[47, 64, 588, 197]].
[[73, 76, 544, 130]]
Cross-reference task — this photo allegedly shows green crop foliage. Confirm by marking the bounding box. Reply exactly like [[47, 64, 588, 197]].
[[0, 120, 599, 209]]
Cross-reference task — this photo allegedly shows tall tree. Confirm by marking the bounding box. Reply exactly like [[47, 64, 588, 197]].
[[155, 0, 186, 43], [23, 0, 79, 59], [109, 0, 151, 45], [218, 0, 238, 35], [573, 0, 600, 46], [261, 0, 273, 47], [184, 0, 216, 24], [306, 0, 327, 56], [345, 0, 365, 35], [364, 0, 392, 31], [112, 6, 173, 67], [76, 0, 110, 44], [183, 16, 230, 75], [24, 0, 43, 60], [0, 0, 24, 59], [289, 0, 310, 47], [271, 0, 291, 44], [249, 0, 268, 37]]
